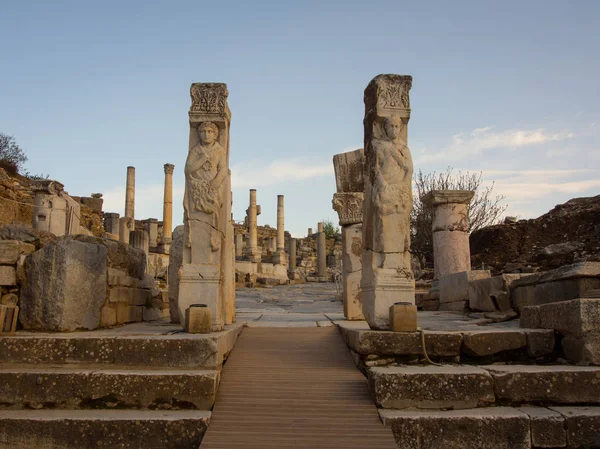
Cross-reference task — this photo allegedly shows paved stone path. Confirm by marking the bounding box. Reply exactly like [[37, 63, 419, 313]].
[[200, 326, 397, 448]]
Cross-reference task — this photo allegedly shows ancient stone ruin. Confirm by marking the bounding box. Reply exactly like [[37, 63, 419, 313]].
[[1, 74, 600, 449]]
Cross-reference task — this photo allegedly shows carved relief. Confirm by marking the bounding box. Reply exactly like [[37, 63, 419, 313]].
[[190, 83, 228, 114], [332, 192, 364, 226], [364, 74, 412, 119]]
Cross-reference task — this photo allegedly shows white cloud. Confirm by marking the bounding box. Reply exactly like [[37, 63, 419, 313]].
[[416, 126, 575, 164], [231, 159, 333, 188]]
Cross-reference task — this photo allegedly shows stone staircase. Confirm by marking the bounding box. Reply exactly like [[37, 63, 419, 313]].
[[337, 316, 600, 448], [0, 322, 243, 449]]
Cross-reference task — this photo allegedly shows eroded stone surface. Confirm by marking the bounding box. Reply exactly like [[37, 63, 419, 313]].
[[519, 407, 566, 448]]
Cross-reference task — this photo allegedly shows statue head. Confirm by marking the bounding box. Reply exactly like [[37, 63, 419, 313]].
[[198, 122, 219, 145], [383, 116, 403, 141]]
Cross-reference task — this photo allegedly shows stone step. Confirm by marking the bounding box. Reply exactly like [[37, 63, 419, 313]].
[[0, 322, 243, 368], [379, 406, 600, 449], [0, 409, 211, 449], [0, 367, 219, 410], [369, 364, 600, 409]]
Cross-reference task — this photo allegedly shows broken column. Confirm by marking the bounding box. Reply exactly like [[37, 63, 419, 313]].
[[423, 190, 474, 280], [103, 212, 120, 236], [178, 83, 233, 331], [332, 148, 365, 320], [125, 166, 135, 219], [273, 195, 288, 266], [317, 222, 327, 279], [118, 217, 134, 245], [244, 189, 261, 262], [130, 230, 150, 257], [361, 74, 415, 330], [161, 163, 174, 252], [143, 218, 159, 248]]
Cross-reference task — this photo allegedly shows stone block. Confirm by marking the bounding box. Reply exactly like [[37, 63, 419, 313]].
[[550, 406, 600, 449], [520, 298, 600, 337], [19, 238, 108, 331], [526, 329, 555, 357], [369, 365, 494, 409], [511, 262, 600, 312], [468, 274, 522, 312], [389, 303, 417, 332], [488, 365, 600, 404], [0, 240, 35, 265], [562, 334, 600, 365], [462, 329, 526, 356], [235, 260, 257, 275], [333, 148, 365, 193], [0, 266, 16, 286], [185, 305, 212, 334], [439, 270, 491, 304], [438, 300, 468, 312], [115, 304, 143, 324], [519, 407, 566, 448], [99, 305, 117, 327], [108, 286, 151, 306], [147, 252, 169, 279], [380, 407, 530, 449]]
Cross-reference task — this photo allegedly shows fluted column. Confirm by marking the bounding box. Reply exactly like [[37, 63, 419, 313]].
[[244, 189, 261, 262]]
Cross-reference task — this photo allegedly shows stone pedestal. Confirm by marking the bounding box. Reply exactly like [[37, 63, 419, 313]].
[[423, 190, 475, 280], [184, 304, 212, 333], [178, 82, 234, 332], [244, 189, 261, 263], [361, 74, 415, 330], [104, 213, 120, 235], [332, 148, 366, 321], [125, 166, 135, 219], [317, 222, 327, 278]]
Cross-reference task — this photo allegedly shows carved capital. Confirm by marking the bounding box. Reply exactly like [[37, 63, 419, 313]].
[[189, 83, 231, 124], [164, 163, 175, 175], [364, 74, 412, 120], [332, 192, 364, 226]]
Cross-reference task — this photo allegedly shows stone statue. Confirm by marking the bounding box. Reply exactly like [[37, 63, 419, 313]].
[[183, 121, 227, 263], [369, 115, 413, 272]]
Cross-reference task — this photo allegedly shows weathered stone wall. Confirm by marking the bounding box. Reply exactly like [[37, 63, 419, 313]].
[[0, 169, 34, 228]]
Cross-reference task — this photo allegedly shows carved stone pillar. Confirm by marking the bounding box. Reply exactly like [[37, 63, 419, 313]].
[[317, 222, 327, 278], [361, 74, 415, 330], [162, 163, 175, 245], [332, 148, 365, 321], [178, 83, 234, 331], [423, 190, 474, 280], [244, 189, 261, 262], [143, 218, 158, 248], [125, 166, 135, 219]]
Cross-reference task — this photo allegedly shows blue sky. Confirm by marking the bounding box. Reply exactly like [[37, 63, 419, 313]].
[[1, 0, 598, 237]]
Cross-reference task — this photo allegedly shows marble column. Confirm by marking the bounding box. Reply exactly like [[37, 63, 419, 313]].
[[130, 230, 150, 256], [119, 217, 135, 244], [317, 222, 327, 278], [125, 166, 135, 219], [423, 190, 474, 280], [162, 163, 174, 244], [273, 195, 288, 266], [361, 74, 415, 330], [332, 148, 366, 320], [289, 238, 297, 271], [244, 189, 261, 262]]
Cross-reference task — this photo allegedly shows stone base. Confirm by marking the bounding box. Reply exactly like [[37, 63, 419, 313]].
[[272, 251, 288, 267], [178, 264, 223, 332], [245, 247, 262, 263], [362, 273, 415, 330]]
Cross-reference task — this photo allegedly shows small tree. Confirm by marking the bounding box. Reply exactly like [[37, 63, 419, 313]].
[[411, 167, 507, 264], [321, 219, 340, 239], [0, 134, 28, 175]]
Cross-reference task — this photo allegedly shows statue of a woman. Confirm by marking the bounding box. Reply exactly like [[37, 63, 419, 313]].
[[370, 115, 413, 272], [183, 121, 227, 263]]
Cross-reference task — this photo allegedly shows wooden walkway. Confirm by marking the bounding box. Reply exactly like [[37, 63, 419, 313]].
[[200, 327, 397, 449]]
